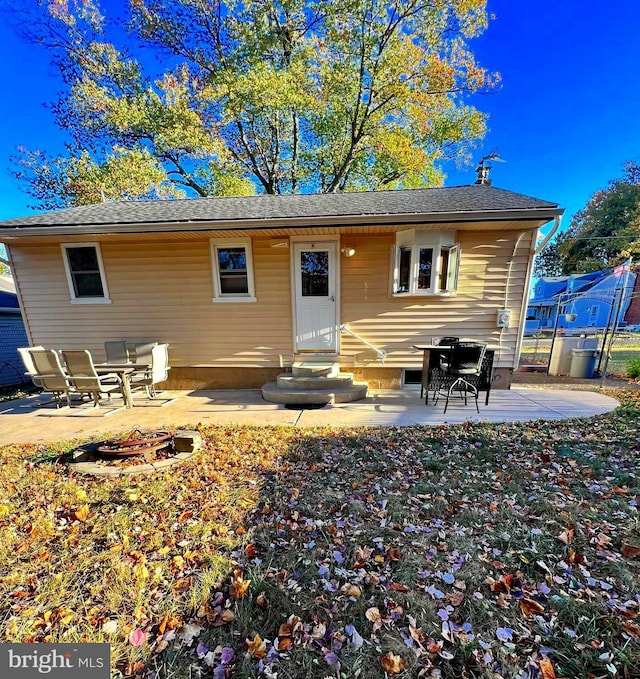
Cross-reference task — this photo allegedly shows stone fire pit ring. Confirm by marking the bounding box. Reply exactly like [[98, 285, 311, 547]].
[[70, 429, 201, 477]]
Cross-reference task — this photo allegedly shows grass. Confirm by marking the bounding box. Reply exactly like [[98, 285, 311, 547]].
[[1, 391, 640, 678]]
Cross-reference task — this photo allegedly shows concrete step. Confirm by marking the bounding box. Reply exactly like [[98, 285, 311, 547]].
[[276, 372, 355, 390], [261, 381, 368, 405], [291, 361, 339, 378]]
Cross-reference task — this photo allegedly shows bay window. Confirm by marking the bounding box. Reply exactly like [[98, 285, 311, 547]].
[[392, 229, 460, 296]]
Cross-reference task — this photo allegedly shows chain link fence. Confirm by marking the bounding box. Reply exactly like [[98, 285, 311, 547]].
[[520, 330, 640, 377]]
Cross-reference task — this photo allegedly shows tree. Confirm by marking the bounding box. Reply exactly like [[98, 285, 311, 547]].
[[535, 162, 640, 277], [11, 0, 496, 208], [532, 236, 564, 278]]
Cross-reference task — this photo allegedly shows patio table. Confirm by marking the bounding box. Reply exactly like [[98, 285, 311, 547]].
[[95, 364, 136, 408], [412, 343, 501, 405]]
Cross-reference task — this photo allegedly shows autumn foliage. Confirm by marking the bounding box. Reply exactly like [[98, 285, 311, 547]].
[[12, 0, 497, 208]]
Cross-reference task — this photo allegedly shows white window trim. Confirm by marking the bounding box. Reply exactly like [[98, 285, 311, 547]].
[[391, 230, 460, 297], [210, 237, 256, 303], [61, 242, 111, 304]]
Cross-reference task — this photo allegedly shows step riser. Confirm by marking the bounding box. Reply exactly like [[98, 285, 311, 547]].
[[277, 373, 355, 390], [261, 382, 368, 405], [292, 361, 340, 378]]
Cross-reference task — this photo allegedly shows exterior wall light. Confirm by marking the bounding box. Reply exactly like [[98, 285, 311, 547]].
[[341, 247, 356, 258]]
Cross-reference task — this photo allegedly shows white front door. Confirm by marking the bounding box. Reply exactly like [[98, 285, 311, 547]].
[[293, 242, 338, 352]]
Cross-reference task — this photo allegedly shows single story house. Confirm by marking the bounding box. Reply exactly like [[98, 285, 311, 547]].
[[526, 263, 636, 335], [0, 275, 29, 386], [0, 184, 563, 399]]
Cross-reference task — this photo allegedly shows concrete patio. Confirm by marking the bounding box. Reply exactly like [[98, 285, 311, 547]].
[[0, 385, 620, 445]]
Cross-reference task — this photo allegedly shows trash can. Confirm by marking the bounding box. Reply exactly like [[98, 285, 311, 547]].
[[569, 349, 598, 378], [549, 337, 581, 375], [549, 336, 598, 375]]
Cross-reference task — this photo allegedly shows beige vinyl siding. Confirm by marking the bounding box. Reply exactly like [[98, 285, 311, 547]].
[[10, 226, 534, 371], [11, 238, 293, 367], [339, 230, 535, 369]]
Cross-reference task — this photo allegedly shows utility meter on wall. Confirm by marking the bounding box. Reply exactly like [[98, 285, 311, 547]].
[[496, 308, 511, 328]]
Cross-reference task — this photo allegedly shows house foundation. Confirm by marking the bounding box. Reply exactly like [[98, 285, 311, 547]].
[[163, 366, 513, 391]]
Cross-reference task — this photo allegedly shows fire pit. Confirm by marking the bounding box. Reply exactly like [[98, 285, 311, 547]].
[[71, 429, 201, 476], [97, 430, 173, 458]]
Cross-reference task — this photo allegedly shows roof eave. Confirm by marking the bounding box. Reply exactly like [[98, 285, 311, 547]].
[[0, 206, 563, 239]]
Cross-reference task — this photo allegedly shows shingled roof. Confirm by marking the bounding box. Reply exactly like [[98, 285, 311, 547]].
[[0, 184, 562, 233]]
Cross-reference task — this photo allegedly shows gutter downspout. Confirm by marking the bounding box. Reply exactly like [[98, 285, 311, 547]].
[[508, 232, 530, 372], [534, 215, 563, 256], [513, 214, 562, 373]]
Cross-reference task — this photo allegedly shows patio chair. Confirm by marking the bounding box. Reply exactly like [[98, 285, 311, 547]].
[[104, 340, 130, 364], [431, 342, 487, 414], [421, 337, 459, 401], [60, 350, 124, 407], [434, 336, 460, 371], [28, 348, 73, 407], [18, 346, 45, 388], [125, 341, 158, 367], [129, 343, 170, 398]]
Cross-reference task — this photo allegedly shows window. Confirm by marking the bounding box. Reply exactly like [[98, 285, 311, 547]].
[[392, 230, 460, 296], [402, 368, 423, 385], [210, 238, 256, 302], [61, 243, 110, 303]]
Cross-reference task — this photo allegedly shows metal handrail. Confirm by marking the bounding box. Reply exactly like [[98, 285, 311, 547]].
[[340, 324, 387, 362]]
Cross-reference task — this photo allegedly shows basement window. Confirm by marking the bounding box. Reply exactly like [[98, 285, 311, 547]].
[[403, 369, 423, 386], [61, 243, 111, 303], [392, 230, 460, 296]]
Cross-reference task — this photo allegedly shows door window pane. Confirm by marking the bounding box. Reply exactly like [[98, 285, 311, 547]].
[[301, 251, 329, 296]]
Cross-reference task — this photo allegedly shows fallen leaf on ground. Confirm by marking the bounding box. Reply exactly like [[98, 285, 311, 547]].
[[539, 658, 556, 679], [246, 634, 267, 659], [381, 651, 407, 674]]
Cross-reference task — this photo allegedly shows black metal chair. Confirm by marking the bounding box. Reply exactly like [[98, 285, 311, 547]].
[[422, 337, 459, 401], [435, 336, 459, 369], [431, 342, 487, 413]]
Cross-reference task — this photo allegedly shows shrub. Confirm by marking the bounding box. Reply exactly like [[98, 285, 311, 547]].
[[627, 357, 640, 379]]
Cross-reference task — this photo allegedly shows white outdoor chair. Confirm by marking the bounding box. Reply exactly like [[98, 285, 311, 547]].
[[104, 340, 130, 364], [129, 343, 170, 398], [18, 346, 45, 388], [61, 350, 124, 408], [125, 341, 157, 366], [28, 348, 73, 407]]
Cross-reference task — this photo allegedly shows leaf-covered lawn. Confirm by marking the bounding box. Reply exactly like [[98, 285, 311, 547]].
[[2, 391, 640, 679]]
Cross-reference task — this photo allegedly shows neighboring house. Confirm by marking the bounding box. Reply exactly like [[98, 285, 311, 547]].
[[0, 185, 562, 396], [526, 263, 636, 335], [0, 275, 29, 386]]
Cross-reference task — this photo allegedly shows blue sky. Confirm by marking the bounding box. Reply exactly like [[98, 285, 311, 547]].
[[0, 0, 638, 230]]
